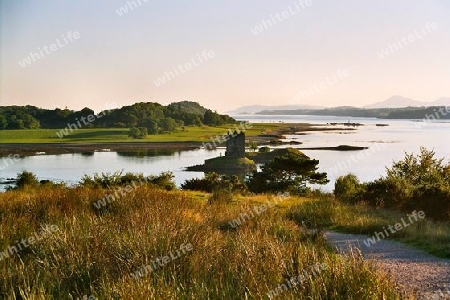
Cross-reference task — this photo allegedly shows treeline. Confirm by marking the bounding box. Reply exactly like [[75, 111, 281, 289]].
[[0, 101, 236, 131], [257, 106, 450, 120]]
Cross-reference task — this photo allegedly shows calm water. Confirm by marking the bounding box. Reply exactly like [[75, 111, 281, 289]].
[[1, 115, 449, 191]]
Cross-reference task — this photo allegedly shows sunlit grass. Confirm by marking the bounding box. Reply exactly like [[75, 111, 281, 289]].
[[287, 196, 450, 258], [0, 123, 289, 144], [0, 186, 401, 299]]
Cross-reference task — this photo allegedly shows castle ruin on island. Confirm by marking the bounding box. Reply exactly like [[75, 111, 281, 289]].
[[225, 131, 245, 158]]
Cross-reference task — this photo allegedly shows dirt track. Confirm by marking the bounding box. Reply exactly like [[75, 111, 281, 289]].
[[324, 230, 450, 299]]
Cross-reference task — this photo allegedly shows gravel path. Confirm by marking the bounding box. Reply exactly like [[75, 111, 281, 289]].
[[324, 231, 450, 299]]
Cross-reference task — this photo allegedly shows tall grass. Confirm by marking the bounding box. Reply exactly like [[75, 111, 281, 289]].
[[287, 196, 450, 258], [0, 186, 401, 299]]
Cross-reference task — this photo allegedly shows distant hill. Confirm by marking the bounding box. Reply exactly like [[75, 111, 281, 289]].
[[256, 106, 450, 120], [364, 96, 450, 109], [227, 104, 324, 115]]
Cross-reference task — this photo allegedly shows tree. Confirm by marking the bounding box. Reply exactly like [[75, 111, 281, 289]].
[[247, 148, 328, 194], [129, 127, 148, 139], [159, 117, 178, 133]]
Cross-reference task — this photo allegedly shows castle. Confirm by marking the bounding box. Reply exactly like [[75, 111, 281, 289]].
[[225, 131, 245, 158]]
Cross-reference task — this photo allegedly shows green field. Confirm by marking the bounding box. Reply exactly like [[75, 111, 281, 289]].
[[0, 123, 288, 144]]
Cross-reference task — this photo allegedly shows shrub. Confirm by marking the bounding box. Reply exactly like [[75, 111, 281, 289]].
[[258, 146, 271, 153], [334, 174, 365, 204], [79, 171, 176, 191], [15, 170, 40, 189], [147, 171, 176, 191], [181, 173, 247, 195], [348, 148, 450, 221]]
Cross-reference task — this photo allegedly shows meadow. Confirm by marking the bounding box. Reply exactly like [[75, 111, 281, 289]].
[[0, 185, 403, 299], [0, 123, 289, 144]]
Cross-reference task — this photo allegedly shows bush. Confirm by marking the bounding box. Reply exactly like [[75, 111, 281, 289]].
[[342, 148, 450, 221], [258, 146, 271, 153], [79, 171, 176, 191], [334, 174, 365, 204], [15, 170, 40, 189], [147, 171, 176, 191], [181, 173, 247, 195]]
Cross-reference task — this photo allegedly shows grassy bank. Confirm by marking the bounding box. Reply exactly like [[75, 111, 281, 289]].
[[0, 186, 401, 299], [287, 195, 450, 258]]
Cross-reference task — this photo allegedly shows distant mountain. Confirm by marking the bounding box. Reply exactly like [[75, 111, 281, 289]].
[[432, 97, 450, 106], [227, 104, 324, 115], [364, 96, 450, 109], [364, 96, 424, 109]]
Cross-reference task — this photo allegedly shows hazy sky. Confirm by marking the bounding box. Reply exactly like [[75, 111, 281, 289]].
[[1, 0, 449, 113]]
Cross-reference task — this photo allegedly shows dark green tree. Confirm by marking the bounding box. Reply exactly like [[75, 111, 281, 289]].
[[128, 127, 148, 139], [247, 148, 328, 194]]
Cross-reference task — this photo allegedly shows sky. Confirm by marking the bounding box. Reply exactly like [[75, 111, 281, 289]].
[[1, 0, 449, 113]]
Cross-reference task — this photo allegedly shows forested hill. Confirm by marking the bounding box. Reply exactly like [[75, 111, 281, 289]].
[[256, 106, 450, 120], [0, 101, 236, 131]]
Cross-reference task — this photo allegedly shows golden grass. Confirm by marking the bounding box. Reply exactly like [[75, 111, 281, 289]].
[[0, 186, 401, 299]]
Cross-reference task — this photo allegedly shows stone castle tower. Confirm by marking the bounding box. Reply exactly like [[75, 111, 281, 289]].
[[225, 131, 245, 158]]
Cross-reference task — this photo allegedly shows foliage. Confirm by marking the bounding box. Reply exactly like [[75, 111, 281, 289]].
[[258, 146, 271, 153], [14, 170, 40, 189], [146, 171, 176, 191], [334, 148, 450, 221], [181, 173, 247, 195], [334, 174, 365, 204], [287, 197, 450, 258], [79, 171, 176, 191], [128, 127, 148, 139], [247, 148, 328, 195], [0, 102, 236, 133], [248, 141, 258, 152]]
